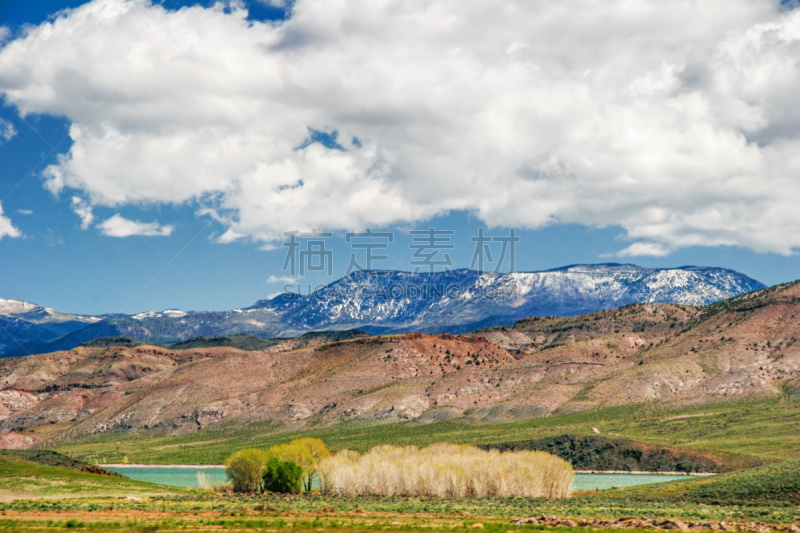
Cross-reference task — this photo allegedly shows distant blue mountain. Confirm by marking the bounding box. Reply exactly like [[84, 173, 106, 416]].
[[0, 264, 766, 358]]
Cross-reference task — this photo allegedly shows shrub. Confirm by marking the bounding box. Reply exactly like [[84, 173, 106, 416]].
[[263, 457, 304, 494], [225, 448, 269, 493], [318, 443, 573, 498], [197, 471, 213, 491], [265, 438, 331, 491]]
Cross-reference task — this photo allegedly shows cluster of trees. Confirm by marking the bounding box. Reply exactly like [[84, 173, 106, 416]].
[[318, 443, 574, 498], [225, 438, 330, 493]]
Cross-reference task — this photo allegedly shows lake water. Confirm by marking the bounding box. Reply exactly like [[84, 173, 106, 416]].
[[571, 472, 689, 492], [105, 466, 691, 491], [106, 466, 229, 488]]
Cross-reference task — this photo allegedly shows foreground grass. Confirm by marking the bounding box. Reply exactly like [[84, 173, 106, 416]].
[[57, 398, 800, 465], [0, 455, 186, 500], [1, 490, 799, 526], [2, 458, 800, 530], [0, 511, 701, 533]]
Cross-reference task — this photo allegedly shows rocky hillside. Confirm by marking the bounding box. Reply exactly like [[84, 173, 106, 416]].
[[0, 279, 797, 449], [0, 264, 765, 358]]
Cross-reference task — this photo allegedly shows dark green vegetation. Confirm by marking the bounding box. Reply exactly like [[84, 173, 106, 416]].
[[57, 397, 799, 467], [79, 337, 141, 348], [165, 334, 282, 351], [0, 449, 120, 476], [79, 330, 372, 352], [482, 434, 729, 473], [263, 458, 304, 494]]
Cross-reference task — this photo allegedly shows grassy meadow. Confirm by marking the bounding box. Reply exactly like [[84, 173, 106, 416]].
[[2, 446, 800, 531], [0, 455, 186, 500], [55, 397, 800, 466], [0, 510, 751, 533]]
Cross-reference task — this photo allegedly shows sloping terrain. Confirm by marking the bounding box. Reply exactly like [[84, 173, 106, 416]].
[[0, 449, 119, 475], [594, 459, 800, 505], [0, 454, 180, 500], [0, 264, 764, 357], [0, 280, 797, 450], [0, 333, 514, 447]]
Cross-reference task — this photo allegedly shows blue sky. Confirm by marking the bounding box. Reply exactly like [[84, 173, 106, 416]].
[[0, 0, 799, 315]]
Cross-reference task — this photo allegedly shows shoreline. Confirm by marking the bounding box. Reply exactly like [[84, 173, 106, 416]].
[[100, 464, 715, 475], [573, 470, 714, 476], [101, 464, 225, 468]]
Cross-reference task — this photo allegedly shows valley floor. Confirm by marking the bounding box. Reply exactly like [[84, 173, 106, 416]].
[[1, 489, 800, 532], [55, 397, 800, 467]]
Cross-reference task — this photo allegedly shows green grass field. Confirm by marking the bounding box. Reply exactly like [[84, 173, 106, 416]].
[[0, 512, 744, 533], [3, 441, 800, 530], [595, 459, 800, 506], [56, 397, 800, 466], [0, 455, 186, 500]]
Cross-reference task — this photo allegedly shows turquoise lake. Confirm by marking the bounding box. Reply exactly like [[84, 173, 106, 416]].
[[105, 466, 691, 491]]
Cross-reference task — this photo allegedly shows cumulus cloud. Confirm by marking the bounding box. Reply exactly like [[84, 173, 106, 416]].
[[98, 214, 174, 237], [0, 203, 20, 239], [617, 242, 670, 258], [0, 0, 799, 254], [71, 197, 94, 229]]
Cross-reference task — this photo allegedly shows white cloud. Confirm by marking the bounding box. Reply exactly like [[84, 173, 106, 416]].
[[617, 242, 670, 258], [267, 274, 298, 284], [0, 0, 799, 254], [0, 203, 20, 239], [16, 209, 33, 215], [98, 214, 173, 237], [71, 196, 94, 229], [0, 118, 16, 143]]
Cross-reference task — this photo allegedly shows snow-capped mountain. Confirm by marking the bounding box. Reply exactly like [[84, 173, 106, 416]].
[[0, 299, 102, 355], [0, 298, 100, 326], [253, 264, 765, 334], [0, 264, 766, 358]]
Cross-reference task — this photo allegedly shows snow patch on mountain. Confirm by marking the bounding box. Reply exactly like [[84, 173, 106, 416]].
[[0, 299, 38, 316]]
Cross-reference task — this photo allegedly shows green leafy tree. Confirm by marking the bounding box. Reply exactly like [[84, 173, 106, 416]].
[[266, 438, 331, 491], [225, 448, 269, 493], [262, 457, 303, 493]]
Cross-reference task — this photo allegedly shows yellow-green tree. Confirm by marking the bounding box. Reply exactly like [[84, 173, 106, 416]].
[[225, 448, 269, 493], [293, 438, 331, 491], [266, 438, 330, 491]]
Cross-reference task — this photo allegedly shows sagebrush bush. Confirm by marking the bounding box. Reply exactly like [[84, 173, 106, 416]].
[[196, 471, 213, 491], [318, 443, 573, 498]]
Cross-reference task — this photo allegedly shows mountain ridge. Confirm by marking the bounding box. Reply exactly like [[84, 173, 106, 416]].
[[0, 264, 765, 358]]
